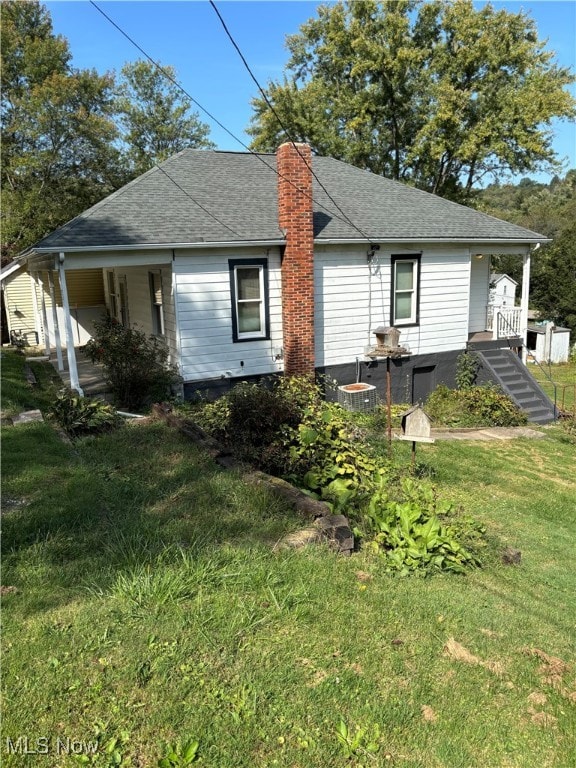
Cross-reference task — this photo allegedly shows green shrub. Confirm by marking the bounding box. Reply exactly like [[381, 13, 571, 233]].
[[456, 351, 480, 389], [190, 375, 323, 471], [84, 316, 181, 411], [282, 401, 380, 513], [357, 477, 481, 575], [49, 390, 122, 439], [188, 376, 485, 574], [425, 384, 527, 427]]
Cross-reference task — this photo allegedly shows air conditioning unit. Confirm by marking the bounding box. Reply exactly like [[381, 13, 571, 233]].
[[337, 383, 377, 413]]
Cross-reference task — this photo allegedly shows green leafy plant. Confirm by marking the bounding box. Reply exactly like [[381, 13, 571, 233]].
[[283, 402, 380, 513], [158, 739, 200, 767], [84, 316, 181, 411], [456, 351, 480, 390], [335, 718, 380, 760], [49, 390, 122, 439], [425, 384, 527, 427], [358, 477, 480, 574]]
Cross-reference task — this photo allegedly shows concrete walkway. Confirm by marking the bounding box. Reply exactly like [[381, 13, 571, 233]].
[[427, 426, 546, 441], [46, 349, 110, 398]]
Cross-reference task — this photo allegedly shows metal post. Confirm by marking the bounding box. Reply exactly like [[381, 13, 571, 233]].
[[386, 356, 392, 458], [521, 250, 531, 364], [36, 272, 51, 356]]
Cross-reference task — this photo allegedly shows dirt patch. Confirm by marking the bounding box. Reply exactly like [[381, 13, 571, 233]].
[[529, 711, 557, 728], [443, 637, 504, 676], [421, 705, 437, 723], [0, 586, 18, 596], [527, 691, 548, 706]]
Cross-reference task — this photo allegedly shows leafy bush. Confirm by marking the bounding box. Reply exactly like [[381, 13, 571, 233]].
[[425, 384, 527, 427], [188, 376, 485, 574], [282, 401, 380, 513], [190, 375, 323, 471], [84, 316, 181, 411], [357, 478, 481, 575], [456, 351, 480, 389], [49, 390, 122, 439]]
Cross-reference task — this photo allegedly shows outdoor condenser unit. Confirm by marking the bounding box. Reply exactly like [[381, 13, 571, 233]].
[[337, 383, 377, 413]]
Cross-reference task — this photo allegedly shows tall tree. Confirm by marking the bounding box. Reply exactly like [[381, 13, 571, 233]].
[[248, 0, 575, 201], [531, 222, 576, 335], [116, 60, 215, 175], [0, 0, 124, 261]]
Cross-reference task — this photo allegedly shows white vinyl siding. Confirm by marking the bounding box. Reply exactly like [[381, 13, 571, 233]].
[[469, 255, 490, 332], [174, 248, 283, 382], [314, 245, 471, 365]]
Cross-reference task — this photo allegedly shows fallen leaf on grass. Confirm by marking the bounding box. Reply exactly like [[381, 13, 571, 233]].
[[0, 586, 18, 596]]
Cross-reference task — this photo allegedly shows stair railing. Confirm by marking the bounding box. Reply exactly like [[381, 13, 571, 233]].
[[497, 310, 559, 420]]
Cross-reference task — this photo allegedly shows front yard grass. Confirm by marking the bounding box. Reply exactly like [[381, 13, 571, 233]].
[[2, 352, 575, 767], [529, 359, 576, 415]]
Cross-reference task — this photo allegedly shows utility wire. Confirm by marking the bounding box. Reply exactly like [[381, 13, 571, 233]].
[[209, 0, 373, 242], [89, 0, 374, 239]]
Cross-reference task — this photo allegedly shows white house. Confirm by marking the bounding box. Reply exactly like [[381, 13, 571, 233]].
[[489, 273, 518, 308], [17, 143, 556, 420]]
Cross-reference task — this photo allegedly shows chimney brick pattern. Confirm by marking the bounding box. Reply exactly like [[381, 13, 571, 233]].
[[277, 142, 315, 377]]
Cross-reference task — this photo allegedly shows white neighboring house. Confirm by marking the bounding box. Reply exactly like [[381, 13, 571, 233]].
[[17, 143, 553, 413], [489, 273, 518, 308]]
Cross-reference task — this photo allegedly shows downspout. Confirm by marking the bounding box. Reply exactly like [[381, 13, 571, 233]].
[[47, 269, 64, 371], [520, 245, 535, 364], [58, 253, 84, 395]]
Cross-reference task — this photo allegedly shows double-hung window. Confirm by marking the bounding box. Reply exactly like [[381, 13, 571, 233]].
[[229, 259, 269, 342], [149, 271, 165, 336], [391, 256, 420, 326]]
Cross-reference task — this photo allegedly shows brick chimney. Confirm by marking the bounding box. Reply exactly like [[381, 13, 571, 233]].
[[277, 142, 315, 377]]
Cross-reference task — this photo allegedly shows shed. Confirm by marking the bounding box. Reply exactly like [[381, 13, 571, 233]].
[[527, 323, 571, 364]]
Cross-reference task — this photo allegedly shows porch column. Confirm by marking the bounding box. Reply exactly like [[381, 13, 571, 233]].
[[520, 249, 531, 364], [47, 269, 64, 371], [58, 254, 83, 395], [36, 272, 51, 356], [30, 272, 42, 349]]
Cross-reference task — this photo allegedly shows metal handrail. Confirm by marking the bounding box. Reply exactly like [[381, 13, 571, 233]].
[[497, 310, 559, 419]]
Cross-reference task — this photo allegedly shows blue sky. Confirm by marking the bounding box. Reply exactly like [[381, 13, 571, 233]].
[[46, 0, 576, 184]]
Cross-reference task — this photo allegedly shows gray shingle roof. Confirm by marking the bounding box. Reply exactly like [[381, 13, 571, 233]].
[[31, 149, 547, 250]]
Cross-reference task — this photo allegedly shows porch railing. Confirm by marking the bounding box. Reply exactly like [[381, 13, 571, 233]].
[[486, 306, 522, 338]]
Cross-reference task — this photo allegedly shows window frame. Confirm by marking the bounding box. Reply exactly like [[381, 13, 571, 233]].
[[390, 255, 421, 327], [149, 270, 165, 337], [229, 258, 270, 343]]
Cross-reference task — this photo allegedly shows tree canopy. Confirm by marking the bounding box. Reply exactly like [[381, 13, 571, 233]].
[[116, 60, 215, 177], [1, 0, 122, 261], [248, 0, 576, 202], [0, 1, 215, 262]]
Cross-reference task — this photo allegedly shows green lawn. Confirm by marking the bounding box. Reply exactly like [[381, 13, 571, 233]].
[[2, 352, 575, 767], [529, 359, 576, 415]]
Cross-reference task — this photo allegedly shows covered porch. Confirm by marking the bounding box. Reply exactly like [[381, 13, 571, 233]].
[[468, 245, 536, 361], [22, 248, 176, 396]]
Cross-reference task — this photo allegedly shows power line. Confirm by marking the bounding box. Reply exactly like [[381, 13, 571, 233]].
[[208, 0, 373, 242], [89, 0, 374, 240]]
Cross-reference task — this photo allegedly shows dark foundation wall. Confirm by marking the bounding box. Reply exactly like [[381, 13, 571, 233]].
[[183, 350, 463, 404], [318, 350, 462, 405]]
